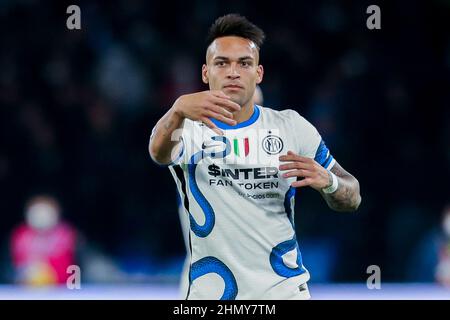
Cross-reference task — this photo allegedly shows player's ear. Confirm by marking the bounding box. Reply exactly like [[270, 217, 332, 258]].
[[202, 64, 209, 84], [256, 65, 264, 84]]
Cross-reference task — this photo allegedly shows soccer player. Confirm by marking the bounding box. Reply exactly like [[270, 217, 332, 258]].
[[149, 14, 361, 300]]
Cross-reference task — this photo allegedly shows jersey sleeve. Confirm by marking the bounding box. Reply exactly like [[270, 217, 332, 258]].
[[291, 110, 336, 171]]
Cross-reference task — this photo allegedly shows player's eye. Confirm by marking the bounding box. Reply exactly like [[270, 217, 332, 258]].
[[215, 61, 226, 67], [240, 61, 251, 67]]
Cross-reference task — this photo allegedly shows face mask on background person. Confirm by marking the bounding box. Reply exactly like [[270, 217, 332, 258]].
[[25, 201, 60, 231]]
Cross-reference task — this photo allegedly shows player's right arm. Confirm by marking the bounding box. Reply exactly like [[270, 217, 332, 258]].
[[149, 90, 240, 165]]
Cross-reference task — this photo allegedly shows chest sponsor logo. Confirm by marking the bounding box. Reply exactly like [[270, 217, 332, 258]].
[[206, 163, 280, 192], [207, 164, 278, 180]]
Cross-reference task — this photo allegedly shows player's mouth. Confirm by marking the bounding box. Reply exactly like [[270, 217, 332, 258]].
[[223, 84, 244, 90]]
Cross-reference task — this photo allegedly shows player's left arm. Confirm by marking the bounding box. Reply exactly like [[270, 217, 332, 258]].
[[279, 151, 361, 212]]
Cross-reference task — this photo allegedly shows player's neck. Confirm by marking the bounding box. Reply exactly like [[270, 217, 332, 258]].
[[234, 102, 254, 124]]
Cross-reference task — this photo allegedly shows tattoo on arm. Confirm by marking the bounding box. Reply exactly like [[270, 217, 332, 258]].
[[149, 115, 181, 163], [164, 120, 174, 132], [321, 162, 361, 212], [151, 119, 175, 142]]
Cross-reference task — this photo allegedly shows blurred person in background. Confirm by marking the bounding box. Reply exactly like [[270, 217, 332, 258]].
[[406, 204, 450, 285], [9, 195, 77, 286], [252, 84, 263, 106], [435, 205, 450, 286]]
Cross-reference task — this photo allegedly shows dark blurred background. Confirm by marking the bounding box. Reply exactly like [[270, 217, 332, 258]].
[[0, 0, 449, 286]]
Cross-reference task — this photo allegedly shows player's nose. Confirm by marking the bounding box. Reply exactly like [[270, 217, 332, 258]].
[[227, 73, 240, 80], [227, 63, 240, 79]]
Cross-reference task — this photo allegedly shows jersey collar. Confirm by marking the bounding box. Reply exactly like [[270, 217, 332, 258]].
[[210, 104, 260, 130]]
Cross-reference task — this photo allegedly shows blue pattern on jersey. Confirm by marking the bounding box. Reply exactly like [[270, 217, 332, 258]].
[[190, 256, 238, 300], [188, 136, 231, 237], [284, 186, 296, 226], [322, 154, 334, 169], [314, 139, 334, 168], [270, 235, 306, 278]]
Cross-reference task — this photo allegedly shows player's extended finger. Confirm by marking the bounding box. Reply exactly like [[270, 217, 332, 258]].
[[210, 90, 231, 100], [279, 152, 312, 163], [282, 169, 313, 179], [279, 162, 311, 171], [201, 117, 224, 136], [212, 96, 241, 112], [279, 150, 300, 161], [206, 104, 234, 119], [205, 110, 237, 126], [291, 178, 312, 188]]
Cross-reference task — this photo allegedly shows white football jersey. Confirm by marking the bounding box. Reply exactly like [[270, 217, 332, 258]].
[[159, 104, 335, 300]]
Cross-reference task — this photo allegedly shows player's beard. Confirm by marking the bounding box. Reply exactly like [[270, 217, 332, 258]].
[[227, 91, 252, 109]]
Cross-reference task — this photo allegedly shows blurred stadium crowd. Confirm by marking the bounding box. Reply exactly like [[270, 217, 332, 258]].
[[0, 0, 449, 286]]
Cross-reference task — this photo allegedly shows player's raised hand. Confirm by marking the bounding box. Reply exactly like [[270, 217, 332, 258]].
[[279, 151, 331, 190], [173, 90, 241, 135]]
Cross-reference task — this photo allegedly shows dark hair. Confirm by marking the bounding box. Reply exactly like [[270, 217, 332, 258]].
[[206, 14, 265, 49]]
